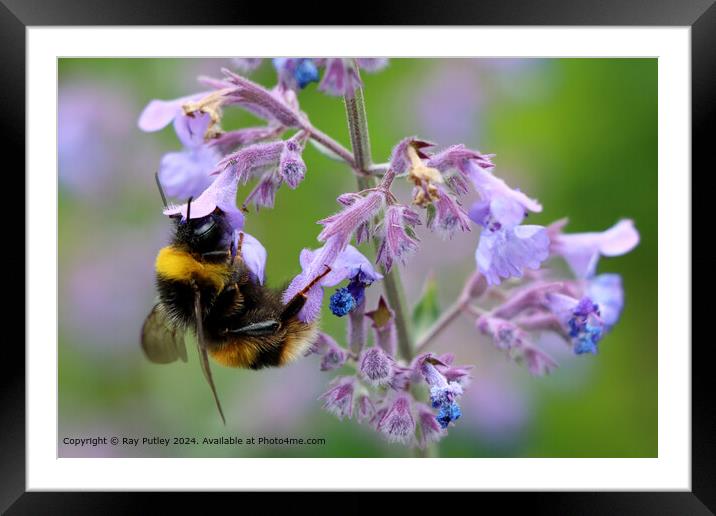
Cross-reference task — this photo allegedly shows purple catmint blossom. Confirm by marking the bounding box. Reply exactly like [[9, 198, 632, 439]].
[[317, 58, 388, 97], [376, 395, 416, 444], [551, 219, 640, 278], [418, 356, 464, 429], [220, 68, 304, 127], [209, 125, 284, 154], [157, 146, 219, 199], [137, 91, 209, 133], [231, 58, 263, 73], [214, 140, 286, 184], [477, 316, 531, 352], [242, 170, 282, 210], [282, 243, 382, 323], [473, 222, 550, 286], [306, 333, 349, 372], [318, 376, 355, 420], [139, 96, 222, 199], [390, 137, 434, 176], [427, 143, 495, 175], [523, 347, 559, 376], [546, 293, 605, 355], [356, 395, 376, 424], [278, 131, 308, 188], [477, 315, 558, 376], [163, 141, 291, 230], [415, 403, 446, 449], [376, 204, 421, 271], [273, 58, 320, 91], [463, 162, 549, 285], [359, 346, 395, 386], [586, 273, 624, 328], [429, 186, 472, 238], [317, 190, 385, 247]]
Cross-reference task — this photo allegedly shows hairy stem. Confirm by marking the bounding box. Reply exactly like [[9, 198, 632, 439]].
[[414, 271, 488, 354], [343, 86, 414, 363], [306, 124, 357, 169]]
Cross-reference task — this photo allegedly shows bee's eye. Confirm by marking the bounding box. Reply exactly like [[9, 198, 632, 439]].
[[194, 220, 216, 238]]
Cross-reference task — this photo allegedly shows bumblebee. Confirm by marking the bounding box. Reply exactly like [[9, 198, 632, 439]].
[[141, 175, 328, 423]]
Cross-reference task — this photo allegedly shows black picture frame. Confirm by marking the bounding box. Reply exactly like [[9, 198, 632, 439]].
[[3, 0, 709, 512]]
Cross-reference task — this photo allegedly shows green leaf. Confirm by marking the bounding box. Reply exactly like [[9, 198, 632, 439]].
[[412, 274, 441, 339], [425, 203, 436, 228]]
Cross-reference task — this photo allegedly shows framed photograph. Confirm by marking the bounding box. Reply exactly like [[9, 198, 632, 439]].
[[4, 0, 708, 511]]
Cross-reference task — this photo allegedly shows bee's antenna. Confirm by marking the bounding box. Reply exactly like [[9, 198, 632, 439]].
[[154, 172, 168, 209], [185, 196, 193, 223]]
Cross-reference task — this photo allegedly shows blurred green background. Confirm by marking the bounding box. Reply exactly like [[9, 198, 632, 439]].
[[58, 58, 656, 458]]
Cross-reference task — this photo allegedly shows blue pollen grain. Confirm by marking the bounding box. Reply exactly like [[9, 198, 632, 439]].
[[329, 288, 357, 317]]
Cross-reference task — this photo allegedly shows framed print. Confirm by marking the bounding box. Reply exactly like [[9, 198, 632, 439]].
[[3, 0, 710, 511]]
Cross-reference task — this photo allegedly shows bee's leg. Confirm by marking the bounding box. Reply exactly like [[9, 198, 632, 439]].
[[281, 265, 332, 321], [202, 250, 230, 259], [224, 320, 280, 336], [230, 231, 245, 264]]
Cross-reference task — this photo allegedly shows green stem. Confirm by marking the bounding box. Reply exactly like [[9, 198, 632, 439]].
[[343, 86, 414, 363]]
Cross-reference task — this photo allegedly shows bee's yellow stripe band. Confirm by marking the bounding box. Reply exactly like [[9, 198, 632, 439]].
[[155, 246, 229, 291]]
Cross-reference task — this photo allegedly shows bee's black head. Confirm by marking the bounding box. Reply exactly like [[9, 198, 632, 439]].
[[172, 209, 232, 256]]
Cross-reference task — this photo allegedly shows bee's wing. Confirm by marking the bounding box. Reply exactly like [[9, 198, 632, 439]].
[[193, 290, 226, 425], [141, 304, 188, 364]]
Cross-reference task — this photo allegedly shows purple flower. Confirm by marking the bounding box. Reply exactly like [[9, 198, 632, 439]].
[[209, 125, 284, 154], [429, 186, 472, 238], [417, 355, 465, 429], [376, 204, 420, 271], [551, 219, 640, 278], [141, 98, 223, 200], [419, 360, 463, 407], [318, 376, 355, 420], [158, 146, 220, 199], [163, 143, 286, 231], [415, 403, 446, 449], [365, 296, 397, 357], [282, 243, 382, 323], [242, 171, 282, 210], [376, 395, 415, 444], [355, 58, 389, 73], [235, 231, 267, 285], [137, 91, 208, 133], [307, 333, 348, 371], [316, 59, 360, 97], [463, 160, 541, 214], [546, 293, 605, 355], [356, 395, 376, 424], [358, 346, 394, 386], [427, 144, 495, 175], [474, 223, 550, 286], [477, 316, 530, 351], [278, 132, 307, 189], [231, 58, 263, 72], [220, 68, 303, 127], [328, 249, 383, 317], [273, 58, 320, 91], [173, 111, 215, 147], [523, 347, 559, 376], [586, 273, 624, 328], [215, 140, 286, 184], [317, 190, 384, 246], [477, 315, 558, 376], [389, 137, 435, 176]]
